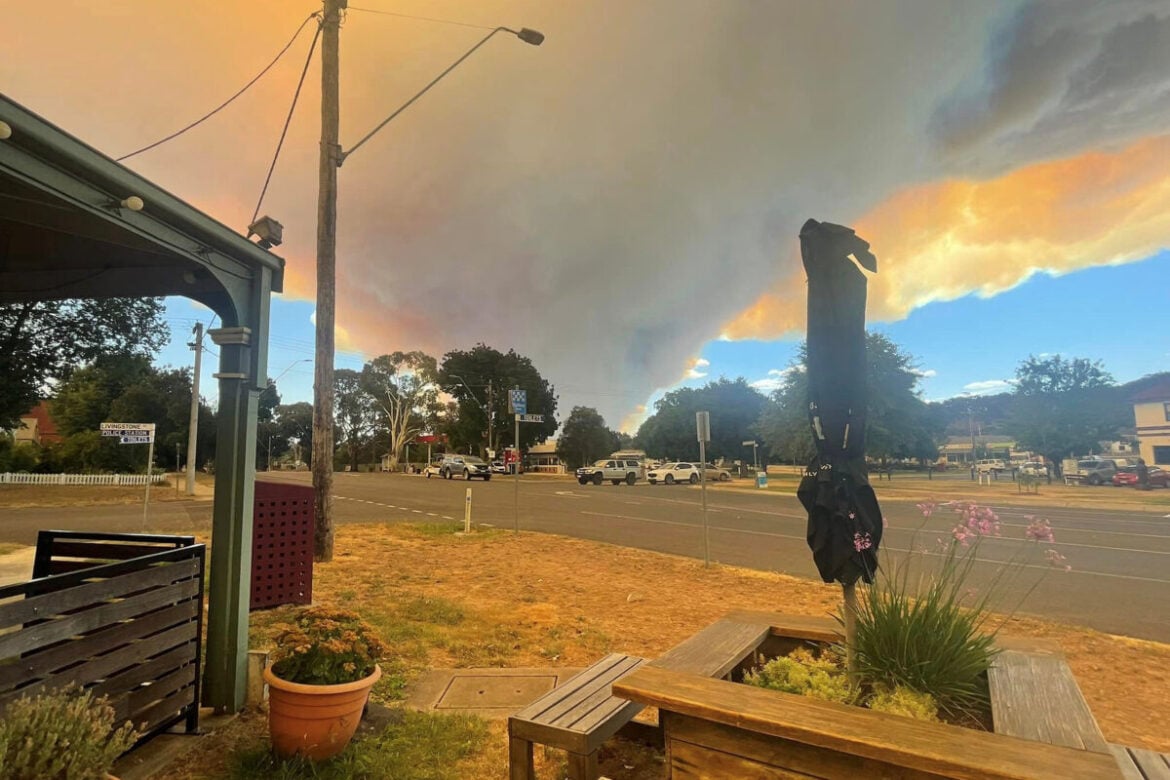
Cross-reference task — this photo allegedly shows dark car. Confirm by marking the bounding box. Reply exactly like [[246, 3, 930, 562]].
[[1112, 466, 1168, 488]]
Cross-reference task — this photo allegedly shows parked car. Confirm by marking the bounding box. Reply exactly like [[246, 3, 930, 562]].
[[1112, 466, 1168, 488], [647, 462, 702, 485], [1019, 462, 1048, 477], [576, 458, 644, 486], [423, 460, 443, 478], [700, 463, 733, 482], [437, 454, 491, 480], [1071, 458, 1117, 486], [975, 459, 1007, 474], [490, 461, 507, 474]]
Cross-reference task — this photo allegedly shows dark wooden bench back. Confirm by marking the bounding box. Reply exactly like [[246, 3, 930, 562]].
[[1, 532, 204, 740], [32, 529, 196, 579]]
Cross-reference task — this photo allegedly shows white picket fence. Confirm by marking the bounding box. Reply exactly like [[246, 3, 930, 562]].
[[0, 473, 169, 486]]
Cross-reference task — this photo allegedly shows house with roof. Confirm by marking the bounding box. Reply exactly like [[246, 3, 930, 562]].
[[1132, 379, 1170, 467], [11, 400, 61, 446]]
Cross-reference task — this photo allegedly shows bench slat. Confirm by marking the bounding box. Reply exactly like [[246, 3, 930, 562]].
[[651, 618, 771, 678], [1111, 743, 1170, 780], [987, 647, 1109, 753]]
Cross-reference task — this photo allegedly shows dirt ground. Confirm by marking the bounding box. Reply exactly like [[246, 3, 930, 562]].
[[147, 520, 1169, 780]]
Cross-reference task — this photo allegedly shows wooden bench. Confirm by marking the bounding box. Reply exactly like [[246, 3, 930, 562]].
[[990, 637, 1170, 778], [987, 637, 1110, 752], [650, 613, 775, 678], [508, 653, 646, 780], [1111, 743, 1170, 780]]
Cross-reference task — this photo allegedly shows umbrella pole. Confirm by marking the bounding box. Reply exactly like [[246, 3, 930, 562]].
[[842, 581, 859, 683]]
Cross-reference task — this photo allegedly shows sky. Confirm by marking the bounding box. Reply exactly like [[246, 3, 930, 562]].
[[4, 0, 1169, 432]]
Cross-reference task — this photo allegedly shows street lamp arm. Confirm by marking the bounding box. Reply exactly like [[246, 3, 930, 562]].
[[338, 25, 542, 165]]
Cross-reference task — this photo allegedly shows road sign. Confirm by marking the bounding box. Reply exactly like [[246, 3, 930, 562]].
[[101, 422, 155, 432], [696, 411, 710, 442], [120, 435, 153, 444], [742, 440, 757, 447], [510, 388, 527, 416], [518, 414, 543, 423]]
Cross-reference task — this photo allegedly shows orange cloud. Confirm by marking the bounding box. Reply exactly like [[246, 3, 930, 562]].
[[722, 134, 1170, 340]]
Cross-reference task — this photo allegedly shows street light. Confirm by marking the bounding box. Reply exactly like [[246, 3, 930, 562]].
[[311, 2, 544, 563]]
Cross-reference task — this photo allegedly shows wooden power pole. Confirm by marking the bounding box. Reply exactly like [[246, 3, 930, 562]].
[[312, 0, 344, 562], [185, 322, 202, 495]]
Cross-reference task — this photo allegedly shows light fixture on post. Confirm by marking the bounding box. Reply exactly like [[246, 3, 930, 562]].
[[310, 5, 544, 564], [248, 215, 284, 249]]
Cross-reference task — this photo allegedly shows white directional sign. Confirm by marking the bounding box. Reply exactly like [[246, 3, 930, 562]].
[[101, 422, 155, 443], [517, 414, 544, 423]]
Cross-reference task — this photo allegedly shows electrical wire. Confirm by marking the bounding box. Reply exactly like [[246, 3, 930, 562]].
[[249, 20, 322, 228], [116, 11, 322, 162], [347, 6, 496, 30]]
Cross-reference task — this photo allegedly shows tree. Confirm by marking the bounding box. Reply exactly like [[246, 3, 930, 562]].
[[755, 333, 941, 465], [1015, 355, 1113, 395], [0, 298, 168, 428], [437, 345, 558, 456], [274, 402, 315, 466], [635, 378, 768, 462], [335, 368, 375, 471], [360, 352, 441, 471], [1010, 355, 1126, 473], [557, 407, 620, 470]]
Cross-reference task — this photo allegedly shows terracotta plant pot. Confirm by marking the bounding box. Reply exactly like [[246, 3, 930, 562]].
[[264, 663, 382, 761]]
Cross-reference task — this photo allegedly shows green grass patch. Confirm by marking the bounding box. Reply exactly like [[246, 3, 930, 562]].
[[404, 521, 504, 539], [229, 710, 489, 780], [399, 596, 465, 626]]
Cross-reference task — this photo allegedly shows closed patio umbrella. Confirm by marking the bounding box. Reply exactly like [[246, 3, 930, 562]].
[[796, 218, 883, 587]]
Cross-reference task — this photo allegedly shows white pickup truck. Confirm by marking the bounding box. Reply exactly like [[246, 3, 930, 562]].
[[576, 458, 645, 486], [1062, 457, 1128, 486]]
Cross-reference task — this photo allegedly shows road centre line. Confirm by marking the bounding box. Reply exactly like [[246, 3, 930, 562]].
[[577, 511, 1170, 584]]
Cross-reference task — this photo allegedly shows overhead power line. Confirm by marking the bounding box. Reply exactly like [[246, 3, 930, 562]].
[[347, 6, 496, 31], [116, 11, 321, 162], [250, 20, 323, 227]]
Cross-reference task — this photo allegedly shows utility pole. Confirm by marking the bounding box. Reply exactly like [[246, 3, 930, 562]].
[[185, 323, 202, 496], [485, 379, 494, 456], [312, 0, 343, 562]]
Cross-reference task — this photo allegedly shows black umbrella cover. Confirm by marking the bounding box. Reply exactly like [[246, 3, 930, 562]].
[[796, 219, 883, 585]]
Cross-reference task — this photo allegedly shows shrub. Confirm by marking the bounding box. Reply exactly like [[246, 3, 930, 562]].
[[0, 685, 139, 780], [849, 501, 1067, 718], [744, 647, 855, 704], [866, 684, 940, 722], [269, 606, 389, 685]]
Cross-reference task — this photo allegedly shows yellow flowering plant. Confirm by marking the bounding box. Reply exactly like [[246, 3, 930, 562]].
[[268, 606, 388, 686]]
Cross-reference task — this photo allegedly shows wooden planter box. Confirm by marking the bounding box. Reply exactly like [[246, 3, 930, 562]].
[[614, 612, 1120, 780]]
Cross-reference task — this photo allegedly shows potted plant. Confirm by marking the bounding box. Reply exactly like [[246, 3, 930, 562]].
[[263, 606, 388, 761], [0, 684, 139, 780]]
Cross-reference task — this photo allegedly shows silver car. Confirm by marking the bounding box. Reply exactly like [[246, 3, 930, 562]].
[[438, 454, 492, 481]]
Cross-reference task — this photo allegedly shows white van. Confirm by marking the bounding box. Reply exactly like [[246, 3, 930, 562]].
[[975, 459, 1007, 474]]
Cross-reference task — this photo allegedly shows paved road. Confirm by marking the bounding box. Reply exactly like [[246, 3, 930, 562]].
[[3, 472, 1168, 642]]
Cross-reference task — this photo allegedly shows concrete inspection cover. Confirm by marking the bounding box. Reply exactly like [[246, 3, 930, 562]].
[[437, 675, 557, 709]]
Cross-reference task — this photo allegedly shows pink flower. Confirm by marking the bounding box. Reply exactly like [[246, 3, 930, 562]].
[[1044, 548, 1071, 571], [1025, 517, 1055, 543], [853, 532, 873, 552], [917, 501, 938, 517]]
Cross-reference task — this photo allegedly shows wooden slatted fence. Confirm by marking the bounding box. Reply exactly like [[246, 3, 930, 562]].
[[0, 531, 204, 740]]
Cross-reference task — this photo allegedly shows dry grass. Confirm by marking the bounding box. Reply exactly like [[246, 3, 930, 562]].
[[152, 520, 1169, 779], [0, 473, 215, 507]]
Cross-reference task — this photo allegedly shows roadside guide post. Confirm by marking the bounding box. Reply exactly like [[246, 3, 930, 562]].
[[101, 422, 156, 527], [464, 487, 472, 533], [697, 411, 711, 567]]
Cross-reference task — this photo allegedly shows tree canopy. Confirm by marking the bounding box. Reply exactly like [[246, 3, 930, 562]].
[[1010, 354, 1126, 470], [556, 407, 620, 470], [755, 333, 941, 465], [0, 298, 169, 428], [437, 344, 558, 456], [635, 377, 768, 462]]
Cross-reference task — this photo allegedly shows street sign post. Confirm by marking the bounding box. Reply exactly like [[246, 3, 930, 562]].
[[517, 414, 543, 423], [509, 388, 527, 416], [742, 439, 762, 486], [512, 401, 543, 534], [101, 423, 156, 525], [697, 411, 711, 566]]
